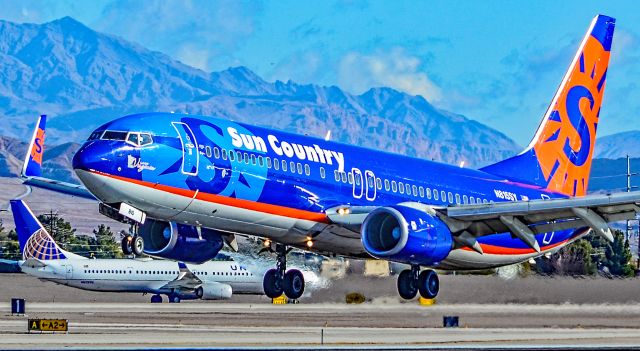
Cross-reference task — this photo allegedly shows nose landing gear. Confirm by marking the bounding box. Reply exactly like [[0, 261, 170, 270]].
[[262, 244, 305, 299], [121, 224, 144, 256], [397, 265, 439, 300]]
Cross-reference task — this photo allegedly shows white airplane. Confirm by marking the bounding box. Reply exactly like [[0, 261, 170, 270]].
[[10, 199, 263, 303]]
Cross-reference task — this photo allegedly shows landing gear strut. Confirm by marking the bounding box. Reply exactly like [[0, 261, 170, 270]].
[[263, 244, 305, 299], [397, 265, 439, 300]]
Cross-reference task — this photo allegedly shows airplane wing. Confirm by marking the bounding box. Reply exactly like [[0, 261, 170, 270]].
[[160, 262, 202, 290], [20, 115, 95, 200], [326, 191, 640, 254]]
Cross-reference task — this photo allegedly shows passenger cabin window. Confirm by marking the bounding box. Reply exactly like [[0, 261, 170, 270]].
[[297, 163, 302, 174], [463, 195, 468, 204], [222, 149, 228, 160], [320, 167, 325, 179], [448, 192, 453, 203], [398, 182, 404, 194], [229, 151, 235, 161], [282, 160, 288, 171], [341, 172, 347, 183], [266, 157, 272, 168], [258, 156, 264, 167], [391, 181, 397, 192], [348, 173, 354, 184], [304, 164, 310, 176], [274, 159, 279, 170], [419, 187, 424, 198], [205, 146, 212, 157], [426, 188, 432, 199], [455, 193, 460, 204], [376, 178, 382, 190], [384, 179, 390, 191], [213, 147, 220, 159], [434, 190, 439, 200]]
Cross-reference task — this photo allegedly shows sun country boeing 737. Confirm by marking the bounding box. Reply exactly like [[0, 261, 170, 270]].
[[10, 200, 263, 303], [19, 14, 640, 300]]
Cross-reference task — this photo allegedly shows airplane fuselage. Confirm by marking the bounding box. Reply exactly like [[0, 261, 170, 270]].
[[72, 112, 587, 269], [21, 258, 263, 297]]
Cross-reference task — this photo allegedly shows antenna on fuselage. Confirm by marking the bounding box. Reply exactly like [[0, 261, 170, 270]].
[[324, 130, 331, 141]]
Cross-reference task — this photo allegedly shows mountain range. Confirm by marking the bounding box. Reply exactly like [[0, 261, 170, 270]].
[[0, 16, 638, 189]]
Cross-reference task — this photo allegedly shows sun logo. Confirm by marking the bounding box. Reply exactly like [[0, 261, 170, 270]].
[[30, 127, 45, 166], [533, 34, 610, 197]]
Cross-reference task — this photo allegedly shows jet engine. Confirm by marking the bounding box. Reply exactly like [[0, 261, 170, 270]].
[[138, 219, 224, 264], [195, 282, 233, 300], [361, 205, 453, 266]]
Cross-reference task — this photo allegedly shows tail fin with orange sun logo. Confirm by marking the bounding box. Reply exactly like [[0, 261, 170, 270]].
[[21, 115, 46, 178], [480, 14, 615, 197]]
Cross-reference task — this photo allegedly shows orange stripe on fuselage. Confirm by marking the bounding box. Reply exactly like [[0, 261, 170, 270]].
[[90, 170, 330, 223]]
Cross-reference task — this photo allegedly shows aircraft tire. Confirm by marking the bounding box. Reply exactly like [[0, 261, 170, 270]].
[[132, 236, 144, 256], [397, 269, 418, 300], [263, 268, 283, 298], [150, 294, 163, 303], [418, 269, 439, 299], [283, 269, 305, 299], [168, 295, 181, 303], [121, 236, 133, 255]]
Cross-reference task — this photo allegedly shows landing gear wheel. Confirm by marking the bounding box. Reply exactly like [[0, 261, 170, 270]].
[[263, 268, 283, 298], [150, 294, 163, 303], [397, 269, 418, 300], [132, 236, 144, 256], [418, 269, 439, 299], [283, 269, 305, 299], [168, 295, 181, 303], [121, 235, 133, 255]]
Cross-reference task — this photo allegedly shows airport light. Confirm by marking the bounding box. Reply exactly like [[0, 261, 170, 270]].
[[263, 239, 271, 247]]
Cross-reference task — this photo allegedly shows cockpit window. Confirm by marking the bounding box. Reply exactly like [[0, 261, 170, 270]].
[[88, 131, 104, 141], [101, 130, 153, 147], [102, 131, 128, 141]]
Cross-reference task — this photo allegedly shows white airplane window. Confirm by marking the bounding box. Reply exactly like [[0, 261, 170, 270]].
[[441, 191, 446, 202], [140, 133, 153, 146], [334, 170, 340, 181], [266, 157, 272, 168], [258, 156, 264, 167], [290, 161, 296, 173], [245, 153, 250, 164], [406, 184, 412, 194], [251, 154, 256, 165], [398, 182, 404, 194], [274, 158, 280, 170], [391, 181, 397, 192], [213, 147, 220, 159], [384, 179, 390, 191], [483, 199, 488, 204], [376, 178, 382, 190], [455, 193, 461, 204], [463, 195, 468, 204], [341, 172, 347, 183], [237, 151, 242, 162], [304, 164, 310, 176], [282, 160, 288, 171], [297, 163, 303, 174], [320, 167, 325, 179], [412, 185, 418, 196], [433, 190, 438, 200], [426, 188, 431, 199], [419, 187, 424, 197], [229, 151, 235, 161], [205, 146, 211, 157], [448, 192, 453, 203], [348, 172, 354, 184], [222, 149, 228, 160], [470, 196, 475, 204]]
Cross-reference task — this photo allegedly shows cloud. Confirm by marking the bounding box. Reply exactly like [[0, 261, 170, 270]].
[[337, 48, 442, 102], [95, 0, 261, 71]]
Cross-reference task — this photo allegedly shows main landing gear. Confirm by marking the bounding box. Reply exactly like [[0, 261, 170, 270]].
[[263, 244, 305, 300], [397, 265, 439, 300], [121, 224, 144, 256]]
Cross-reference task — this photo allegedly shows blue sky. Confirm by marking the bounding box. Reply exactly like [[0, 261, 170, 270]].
[[2, 0, 639, 145]]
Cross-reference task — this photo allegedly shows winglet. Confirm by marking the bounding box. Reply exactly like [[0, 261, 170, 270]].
[[21, 115, 46, 178]]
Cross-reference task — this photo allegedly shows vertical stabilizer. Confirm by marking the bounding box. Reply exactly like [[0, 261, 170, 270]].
[[21, 115, 46, 178], [480, 15, 615, 197], [10, 200, 84, 260]]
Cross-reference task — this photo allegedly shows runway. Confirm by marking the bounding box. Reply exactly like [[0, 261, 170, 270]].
[[2, 302, 640, 349]]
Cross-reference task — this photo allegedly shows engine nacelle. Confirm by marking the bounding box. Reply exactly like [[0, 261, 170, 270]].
[[361, 205, 453, 266], [138, 219, 224, 264], [196, 282, 233, 300]]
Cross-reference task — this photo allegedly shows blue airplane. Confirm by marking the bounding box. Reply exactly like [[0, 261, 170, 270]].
[[19, 14, 640, 300]]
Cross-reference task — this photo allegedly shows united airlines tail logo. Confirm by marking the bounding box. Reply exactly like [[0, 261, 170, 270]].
[[30, 128, 45, 166], [533, 30, 611, 197], [23, 228, 66, 260]]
